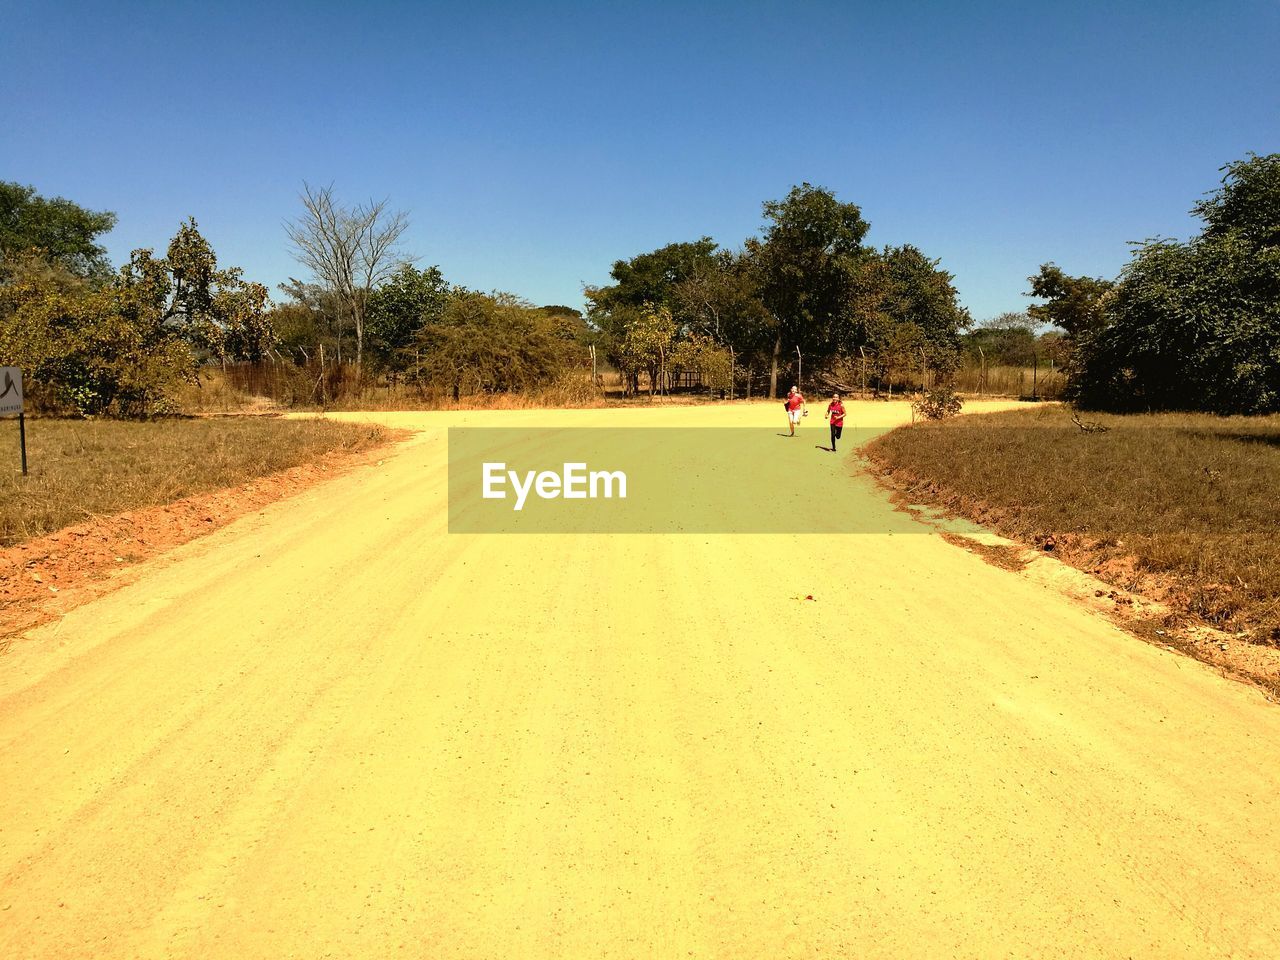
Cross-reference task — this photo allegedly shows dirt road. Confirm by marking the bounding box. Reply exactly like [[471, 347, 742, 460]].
[[3, 401, 1279, 958]]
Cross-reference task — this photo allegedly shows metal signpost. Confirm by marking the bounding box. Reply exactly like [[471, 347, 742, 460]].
[[1, 367, 26, 475]]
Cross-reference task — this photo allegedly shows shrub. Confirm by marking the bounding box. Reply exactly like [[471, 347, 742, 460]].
[[912, 385, 963, 420]]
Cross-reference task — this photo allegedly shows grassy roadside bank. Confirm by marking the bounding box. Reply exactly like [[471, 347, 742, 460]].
[[865, 407, 1280, 644], [1, 417, 388, 547]]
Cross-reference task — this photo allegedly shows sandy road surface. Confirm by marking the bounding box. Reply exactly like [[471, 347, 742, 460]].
[[2, 401, 1279, 959]]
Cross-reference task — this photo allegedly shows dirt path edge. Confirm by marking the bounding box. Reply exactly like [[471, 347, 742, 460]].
[[858, 451, 1280, 703], [0, 436, 406, 645]]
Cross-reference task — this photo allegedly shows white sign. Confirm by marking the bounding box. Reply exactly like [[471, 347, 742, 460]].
[[0, 367, 21, 417]]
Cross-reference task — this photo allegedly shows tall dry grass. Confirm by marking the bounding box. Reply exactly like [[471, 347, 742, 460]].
[[180, 360, 1062, 414], [181, 363, 612, 413], [951, 363, 1066, 399]]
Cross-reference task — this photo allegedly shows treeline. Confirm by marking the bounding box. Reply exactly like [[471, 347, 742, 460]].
[[4, 152, 1276, 417], [269, 265, 592, 399], [1025, 152, 1280, 415], [0, 182, 593, 414], [586, 183, 969, 398], [0, 181, 273, 416]]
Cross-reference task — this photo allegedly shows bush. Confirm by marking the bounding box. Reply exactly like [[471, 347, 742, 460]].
[[912, 385, 963, 420], [0, 275, 194, 417], [410, 291, 579, 397]]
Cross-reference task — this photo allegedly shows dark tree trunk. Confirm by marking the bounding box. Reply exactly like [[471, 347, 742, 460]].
[[769, 333, 781, 399]]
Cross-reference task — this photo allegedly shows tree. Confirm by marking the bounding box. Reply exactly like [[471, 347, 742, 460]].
[[539, 305, 593, 348], [0, 218, 273, 416], [1074, 152, 1280, 413], [1074, 232, 1280, 413], [876, 244, 969, 372], [124, 218, 275, 364], [750, 183, 872, 396], [0, 272, 193, 417], [591, 237, 720, 315], [669, 333, 734, 394], [410, 292, 574, 399], [364, 264, 451, 371], [1193, 151, 1280, 248], [585, 237, 721, 377], [671, 249, 772, 356], [285, 183, 411, 367], [0, 182, 117, 282], [965, 311, 1038, 366], [583, 186, 969, 398], [616, 305, 677, 396], [271, 280, 346, 360], [1026, 263, 1113, 339]]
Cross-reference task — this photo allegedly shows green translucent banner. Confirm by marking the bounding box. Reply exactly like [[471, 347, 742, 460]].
[[447, 427, 927, 534]]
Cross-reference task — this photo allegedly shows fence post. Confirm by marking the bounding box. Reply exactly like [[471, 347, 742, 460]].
[[18, 411, 28, 476], [319, 344, 328, 407]]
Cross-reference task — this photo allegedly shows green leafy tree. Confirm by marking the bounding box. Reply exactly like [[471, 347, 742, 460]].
[[365, 264, 451, 371], [669, 333, 734, 394], [616, 305, 678, 396], [0, 273, 193, 416], [749, 183, 871, 396], [1193, 151, 1280, 248], [410, 291, 574, 398], [0, 218, 273, 416], [584, 187, 970, 397], [586, 237, 721, 374], [1026, 263, 1113, 339], [1075, 152, 1280, 414], [539, 305, 594, 350], [0, 182, 117, 282], [864, 316, 927, 392], [875, 244, 969, 372], [273, 280, 347, 360], [123, 218, 275, 364], [590, 237, 720, 314], [671, 249, 772, 362], [1076, 233, 1280, 412], [964, 311, 1038, 366]]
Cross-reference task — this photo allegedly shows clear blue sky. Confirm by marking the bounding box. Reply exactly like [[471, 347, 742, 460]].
[[3, 1, 1277, 320]]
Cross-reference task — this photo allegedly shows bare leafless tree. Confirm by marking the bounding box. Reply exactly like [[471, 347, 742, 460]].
[[285, 182, 412, 367]]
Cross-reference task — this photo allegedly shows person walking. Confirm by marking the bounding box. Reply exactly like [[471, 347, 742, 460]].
[[785, 385, 806, 436], [825, 392, 847, 452]]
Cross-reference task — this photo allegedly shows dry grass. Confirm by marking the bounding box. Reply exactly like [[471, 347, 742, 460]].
[[179, 365, 750, 413], [952, 363, 1066, 399], [178, 365, 615, 413], [866, 407, 1280, 643], [325, 372, 611, 411], [0, 417, 388, 547]]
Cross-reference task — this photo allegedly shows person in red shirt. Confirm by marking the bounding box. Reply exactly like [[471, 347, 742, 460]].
[[825, 393, 847, 452], [785, 385, 807, 436]]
